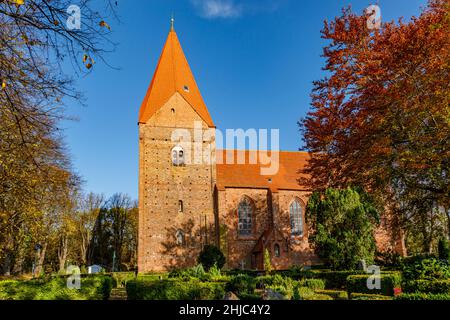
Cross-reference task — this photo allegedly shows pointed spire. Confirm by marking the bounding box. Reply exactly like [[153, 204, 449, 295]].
[[138, 24, 214, 127]]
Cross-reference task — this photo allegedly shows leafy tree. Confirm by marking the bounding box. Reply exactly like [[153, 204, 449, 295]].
[[0, 0, 117, 275], [300, 0, 449, 254], [306, 187, 379, 270], [197, 245, 225, 271]]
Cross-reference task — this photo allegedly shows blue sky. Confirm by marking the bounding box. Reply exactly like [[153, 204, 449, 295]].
[[64, 0, 428, 199]]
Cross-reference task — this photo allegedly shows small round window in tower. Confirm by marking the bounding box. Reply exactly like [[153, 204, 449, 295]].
[[183, 85, 190, 92]]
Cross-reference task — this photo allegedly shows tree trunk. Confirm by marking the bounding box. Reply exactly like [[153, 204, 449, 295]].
[[58, 236, 68, 272], [2, 253, 12, 276], [34, 242, 47, 277]]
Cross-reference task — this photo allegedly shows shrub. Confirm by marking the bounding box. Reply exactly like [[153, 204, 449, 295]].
[[303, 293, 334, 300], [197, 245, 225, 271], [402, 279, 450, 294], [394, 293, 450, 300], [299, 279, 325, 290], [315, 289, 348, 300], [300, 270, 364, 289], [256, 274, 292, 288], [350, 293, 393, 300], [438, 238, 450, 261], [264, 249, 273, 274], [346, 273, 402, 296], [238, 293, 262, 300], [402, 258, 450, 281], [168, 264, 208, 281], [126, 279, 225, 300], [225, 274, 256, 296], [294, 286, 315, 300]]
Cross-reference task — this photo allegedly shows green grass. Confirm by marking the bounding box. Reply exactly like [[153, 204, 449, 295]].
[[0, 275, 113, 300]]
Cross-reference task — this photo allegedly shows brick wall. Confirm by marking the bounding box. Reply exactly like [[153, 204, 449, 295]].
[[138, 93, 216, 272]]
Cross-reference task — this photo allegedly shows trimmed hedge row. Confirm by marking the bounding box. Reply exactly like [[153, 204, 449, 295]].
[[297, 270, 366, 289], [0, 275, 113, 300], [346, 273, 402, 296], [350, 293, 393, 300], [394, 293, 450, 300], [126, 279, 226, 300], [315, 289, 348, 300], [402, 279, 450, 294]]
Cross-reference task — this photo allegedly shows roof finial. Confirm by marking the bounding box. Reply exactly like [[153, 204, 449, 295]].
[[170, 13, 175, 31]]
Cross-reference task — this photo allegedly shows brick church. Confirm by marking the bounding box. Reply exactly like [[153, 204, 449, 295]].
[[137, 22, 405, 273]]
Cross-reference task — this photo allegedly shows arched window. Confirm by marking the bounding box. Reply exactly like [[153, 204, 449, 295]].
[[238, 197, 253, 236], [171, 146, 185, 166], [175, 230, 184, 245], [178, 200, 183, 213], [274, 244, 280, 257], [290, 199, 303, 236]]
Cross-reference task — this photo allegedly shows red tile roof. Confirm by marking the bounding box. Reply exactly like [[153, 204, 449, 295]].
[[216, 150, 311, 191], [139, 28, 214, 127]]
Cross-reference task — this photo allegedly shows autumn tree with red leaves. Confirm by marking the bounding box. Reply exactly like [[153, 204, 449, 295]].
[[300, 0, 449, 253]]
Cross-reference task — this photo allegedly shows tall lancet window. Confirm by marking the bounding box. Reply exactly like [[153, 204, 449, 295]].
[[290, 199, 303, 236], [238, 197, 253, 236], [171, 146, 185, 166]]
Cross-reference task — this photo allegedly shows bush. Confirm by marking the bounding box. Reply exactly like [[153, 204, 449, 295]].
[[350, 293, 393, 300], [225, 274, 256, 296], [346, 273, 402, 296], [402, 258, 450, 281], [256, 274, 292, 288], [394, 293, 450, 300], [238, 293, 262, 300], [126, 279, 225, 300], [315, 289, 348, 300], [438, 238, 450, 261], [293, 286, 315, 300], [197, 245, 225, 271], [303, 293, 334, 300], [299, 270, 364, 289], [168, 265, 208, 281], [402, 279, 450, 294], [264, 249, 273, 274], [299, 279, 325, 290], [0, 275, 113, 300]]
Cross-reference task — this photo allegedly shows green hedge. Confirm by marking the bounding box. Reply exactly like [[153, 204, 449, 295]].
[[350, 293, 393, 300], [315, 289, 348, 300], [296, 270, 365, 289], [303, 293, 334, 300], [346, 273, 402, 296], [402, 279, 450, 294], [225, 274, 256, 296], [126, 279, 225, 300], [394, 293, 450, 300], [0, 275, 113, 300], [300, 279, 325, 290]]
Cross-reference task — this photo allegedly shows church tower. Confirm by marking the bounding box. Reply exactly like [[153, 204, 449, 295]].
[[137, 21, 217, 272]]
